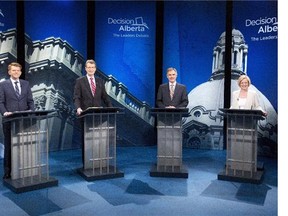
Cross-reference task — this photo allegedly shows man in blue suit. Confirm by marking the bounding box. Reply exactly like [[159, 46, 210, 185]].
[[156, 67, 189, 108], [0, 62, 35, 179]]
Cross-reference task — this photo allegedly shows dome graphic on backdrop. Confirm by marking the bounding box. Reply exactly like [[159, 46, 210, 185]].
[[182, 29, 277, 156]]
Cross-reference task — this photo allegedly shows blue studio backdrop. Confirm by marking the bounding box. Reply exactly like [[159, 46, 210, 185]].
[[162, 0, 277, 153], [0, 1, 277, 157], [94, 1, 156, 107], [25, 1, 87, 57]]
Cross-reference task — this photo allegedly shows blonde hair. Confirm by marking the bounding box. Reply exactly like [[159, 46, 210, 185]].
[[237, 75, 251, 87], [8, 62, 22, 71]]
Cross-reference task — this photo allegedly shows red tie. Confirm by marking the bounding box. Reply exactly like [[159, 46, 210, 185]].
[[90, 77, 96, 96]]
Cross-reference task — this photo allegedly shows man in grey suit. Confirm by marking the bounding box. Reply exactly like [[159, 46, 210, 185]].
[[156, 67, 188, 108], [0, 62, 35, 179], [73, 59, 112, 164]]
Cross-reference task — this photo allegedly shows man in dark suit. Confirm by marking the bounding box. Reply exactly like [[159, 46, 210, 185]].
[[73, 59, 112, 164], [156, 67, 189, 108], [0, 62, 35, 179], [73, 59, 112, 115]]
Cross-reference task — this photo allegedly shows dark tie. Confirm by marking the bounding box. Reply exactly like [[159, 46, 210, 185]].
[[90, 78, 96, 96], [14, 81, 20, 98]]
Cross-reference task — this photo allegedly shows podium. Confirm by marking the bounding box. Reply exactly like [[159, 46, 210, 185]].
[[150, 108, 189, 178], [3, 110, 58, 193], [77, 107, 124, 181], [217, 108, 265, 184]]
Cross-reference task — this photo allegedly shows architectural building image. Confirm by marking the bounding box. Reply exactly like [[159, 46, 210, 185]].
[[183, 29, 277, 156], [0, 28, 156, 155]]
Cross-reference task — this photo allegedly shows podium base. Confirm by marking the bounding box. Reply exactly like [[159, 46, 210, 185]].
[[3, 176, 58, 193], [149, 164, 188, 178], [218, 162, 265, 184], [217, 168, 264, 184], [77, 166, 124, 181]]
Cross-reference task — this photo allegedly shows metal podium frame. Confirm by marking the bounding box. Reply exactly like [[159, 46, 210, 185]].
[[150, 108, 189, 178], [77, 107, 124, 181], [3, 110, 58, 193], [218, 108, 265, 184]]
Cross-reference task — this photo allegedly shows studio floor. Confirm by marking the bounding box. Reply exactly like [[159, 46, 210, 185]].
[[0, 146, 277, 216]]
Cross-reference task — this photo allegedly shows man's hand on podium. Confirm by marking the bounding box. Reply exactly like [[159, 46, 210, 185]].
[[3, 112, 12, 116], [77, 108, 83, 116]]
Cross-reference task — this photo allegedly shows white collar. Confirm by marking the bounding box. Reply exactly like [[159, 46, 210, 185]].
[[10, 78, 20, 83], [87, 75, 95, 79]]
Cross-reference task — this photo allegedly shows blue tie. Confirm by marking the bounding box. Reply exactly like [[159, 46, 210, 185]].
[[14, 81, 20, 98]]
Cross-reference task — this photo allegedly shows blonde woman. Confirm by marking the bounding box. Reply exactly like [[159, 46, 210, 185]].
[[230, 75, 267, 116]]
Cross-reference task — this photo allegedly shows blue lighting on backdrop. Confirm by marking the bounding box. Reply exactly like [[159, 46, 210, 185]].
[[94, 1, 156, 107], [1, 1, 277, 110], [0, 1, 16, 31], [233, 0, 277, 110], [24, 1, 87, 58], [163, 1, 277, 110]]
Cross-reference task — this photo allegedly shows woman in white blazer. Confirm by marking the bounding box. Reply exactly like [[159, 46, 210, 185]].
[[230, 75, 267, 116]]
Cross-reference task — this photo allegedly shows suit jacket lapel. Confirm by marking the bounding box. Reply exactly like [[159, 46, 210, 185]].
[[166, 84, 172, 100], [18, 80, 23, 99], [246, 90, 254, 108], [174, 83, 178, 96], [171, 83, 178, 100], [166, 84, 170, 94], [8, 80, 18, 99], [84, 76, 94, 97]]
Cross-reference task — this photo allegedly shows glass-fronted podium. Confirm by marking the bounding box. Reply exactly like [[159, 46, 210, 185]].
[[3, 110, 58, 193], [150, 108, 189, 178], [218, 108, 265, 184], [77, 107, 124, 181]]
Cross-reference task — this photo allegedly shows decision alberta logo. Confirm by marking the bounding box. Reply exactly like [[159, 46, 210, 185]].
[[245, 16, 278, 42], [108, 17, 150, 38]]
